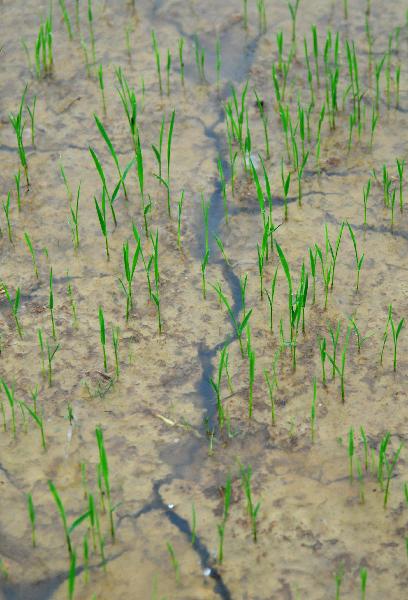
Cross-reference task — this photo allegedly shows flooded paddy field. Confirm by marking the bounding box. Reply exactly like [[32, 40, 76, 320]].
[[1, 0, 408, 598]]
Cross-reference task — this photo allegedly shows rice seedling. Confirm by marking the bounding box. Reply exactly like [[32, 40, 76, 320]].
[[362, 179, 371, 227], [370, 106, 378, 150], [395, 64, 401, 109], [166, 50, 171, 96], [311, 377, 317, 443], [26, 95, 36, 148], [296, 150, 309, 206], [48, 268, 56, 340], [96, 427, 115, 540], [315, 104, 325, 171], [382, 164, 391, 207], [23, 232, 39, 279], [59, 162, 72, 202], [176, 190, 185, 249], [87, 0, 96, 65], [214, 235, 230, 266], [248, 349, 255, 418], [383, 441, 403, 508], [216, 36, 221, 88], [178, 37, 184, 86], [27, 493, 36, 547], [37, 328, 46, 378], [9, 87, 29, 186], [80, 38, 91, 77], [240, 274, 248, 318], [124, 25, 133, 59], [326, 321, 340, 379], [343, 0, 348, 18], [46, 340, 59, 386], [242, 0, 248, 30], [98, 306, 107, 371], [315, 244, 331, 310], [254, 91, 270, 160], [1, 380, 16, 437], [319, 337, 327, 385], [119, 239, 140, 321], [35, 16, 53, 78], [212, 283, 252, 357], [397, 159, 405, 212], [59, 0, 73, 41], [67, 281, 78, 326], [2, 192, 13, 243], [374, 56, 385, 112], [288, 0, 300, 45], [98, 64, 107, 114], [256, 243, 265, 299], [281, 161, 291, 221], [240, 464, 260, 542], [201, 250, 210, 300], [347, 223, 364, 291], [265, 266, 278, 332], [257, 0, 266, 33], [151, 31, 163, 95], [360, 568, 367, 599], [20, 400, 46, 450], [263, 369, 276, 425], [210, 345, 228, 430], [217, 156, 228, 224], [348, 427, 354, 482], [327, 326, 351, 402], [68, 549, 76, 600], [166, 110, 175, 217], [349, 316, 371, 352], [390, 186, 397, 231], [151, 289, 162, 334], [94, 190, 110, 260], [166, 542, 180, 583], [276, 242, 307, 369], [2, 282, 23, 339], [48, 481, 73, 556], [380, 305, 404, 371], [194, 35, 206, 82], [67, 183, 81, 249], [112, 326, 120, 378], [14, 169, 22, 211], [359, 426, 368, 471]]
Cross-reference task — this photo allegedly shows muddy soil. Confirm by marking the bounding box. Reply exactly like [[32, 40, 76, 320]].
[[1, 0, 408, 599]]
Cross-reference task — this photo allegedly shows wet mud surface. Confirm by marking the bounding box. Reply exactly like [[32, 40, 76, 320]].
[[1, 0, 408, 598]]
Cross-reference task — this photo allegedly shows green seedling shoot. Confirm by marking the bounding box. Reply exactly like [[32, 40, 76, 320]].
[[383, 441, 403, 508], [2, 193, 13, 243], [347, 222, 364, 291], [119, 239, 140, 321], [240, 464, 260, 542], [2, 282, 23, 339], [94, 189, 110, 259], [49, 268, 56, 340], [9, 86, 29, 186], [211, 282, 253, 357], [327, 326, 351, 402], [96, 427, 115, 540], [348, 427, 354, 482], [27, 493, 36, 547], [46, 340, 59, 386], [1, 379, 16, 437], [265, 266, 278, 332], [166, 542, 180, 583], [98, 306, 107, 372]]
